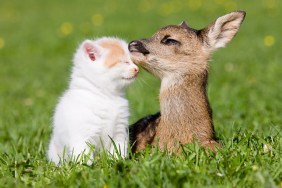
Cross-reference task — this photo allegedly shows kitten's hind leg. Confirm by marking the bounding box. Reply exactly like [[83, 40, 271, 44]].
[[48, 138, 61, 164]]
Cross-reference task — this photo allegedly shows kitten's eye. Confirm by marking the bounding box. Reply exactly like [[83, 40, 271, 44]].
[[161, 37, 180, 45], [124, 61, 130, 64]]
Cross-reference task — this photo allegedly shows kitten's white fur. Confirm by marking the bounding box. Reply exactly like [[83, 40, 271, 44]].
[[48, 37, 138, 164]]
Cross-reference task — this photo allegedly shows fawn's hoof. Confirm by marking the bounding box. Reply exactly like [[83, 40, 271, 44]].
[[202, 140, 222, 152]]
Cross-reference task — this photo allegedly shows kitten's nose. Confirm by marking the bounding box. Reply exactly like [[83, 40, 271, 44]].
[[134, 67, 139, 73]]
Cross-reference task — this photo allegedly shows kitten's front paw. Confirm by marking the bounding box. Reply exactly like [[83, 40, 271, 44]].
[[109, 144, 127, 158]]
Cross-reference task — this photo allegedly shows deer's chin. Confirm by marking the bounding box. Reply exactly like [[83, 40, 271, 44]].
[[130, 52, 147, 64]]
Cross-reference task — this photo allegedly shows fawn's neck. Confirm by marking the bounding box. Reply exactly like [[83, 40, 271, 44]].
[[159, 71, 215, 141]]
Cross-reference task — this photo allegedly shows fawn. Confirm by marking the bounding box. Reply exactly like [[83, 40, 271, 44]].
[[129, 11, 246, 153]]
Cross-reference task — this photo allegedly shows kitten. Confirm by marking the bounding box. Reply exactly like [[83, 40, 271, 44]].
[[48, 37, 139, 164]]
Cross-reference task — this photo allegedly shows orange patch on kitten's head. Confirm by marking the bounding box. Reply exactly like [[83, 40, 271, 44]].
[[100, 40, 126, 68]]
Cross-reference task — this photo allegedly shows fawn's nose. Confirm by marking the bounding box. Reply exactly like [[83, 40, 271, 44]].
[[129, 40, 142, 47], [128, 40, 150, 55]]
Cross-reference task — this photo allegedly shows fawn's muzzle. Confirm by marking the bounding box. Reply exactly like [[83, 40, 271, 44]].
[[128, 40, 150, 55]]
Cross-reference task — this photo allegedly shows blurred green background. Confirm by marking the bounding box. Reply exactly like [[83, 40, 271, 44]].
[[0, 0, 281, 186]]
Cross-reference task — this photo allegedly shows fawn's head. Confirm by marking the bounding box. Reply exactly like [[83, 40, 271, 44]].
[[129, 11, 246, 79]]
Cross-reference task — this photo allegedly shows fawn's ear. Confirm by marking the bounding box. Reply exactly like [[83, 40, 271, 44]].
[[82, 40, 101, 61], [202, 10, 246, 50], [179, 21, 190, 29]]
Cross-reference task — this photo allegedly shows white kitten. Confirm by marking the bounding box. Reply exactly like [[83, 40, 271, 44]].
[[48, 37, 139, 164]]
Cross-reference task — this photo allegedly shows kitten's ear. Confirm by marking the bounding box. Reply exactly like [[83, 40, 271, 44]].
[[82, 40, 100, 61], [201, 10, 246, 51]]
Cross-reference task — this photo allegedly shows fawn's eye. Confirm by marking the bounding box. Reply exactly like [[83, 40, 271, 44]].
[[161, 36, 180, 45]]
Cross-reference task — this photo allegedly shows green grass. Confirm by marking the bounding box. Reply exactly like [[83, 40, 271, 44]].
[[0, 0, 282, 187]]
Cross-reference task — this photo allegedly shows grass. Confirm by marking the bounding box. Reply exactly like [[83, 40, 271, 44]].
[[0, 0, 281, 187]]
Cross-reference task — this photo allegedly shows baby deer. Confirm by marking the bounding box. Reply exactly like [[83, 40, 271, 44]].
[[129, 11, 246, 153]]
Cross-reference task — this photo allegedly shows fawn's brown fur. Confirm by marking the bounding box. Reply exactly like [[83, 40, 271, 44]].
[[129, 11, 246, 153]]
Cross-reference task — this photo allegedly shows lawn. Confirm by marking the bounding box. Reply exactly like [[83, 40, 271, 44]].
[[0, 0, 281, 187]]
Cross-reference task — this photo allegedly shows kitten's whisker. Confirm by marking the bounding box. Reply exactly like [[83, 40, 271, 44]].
[[137, 77, 148, 87]]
